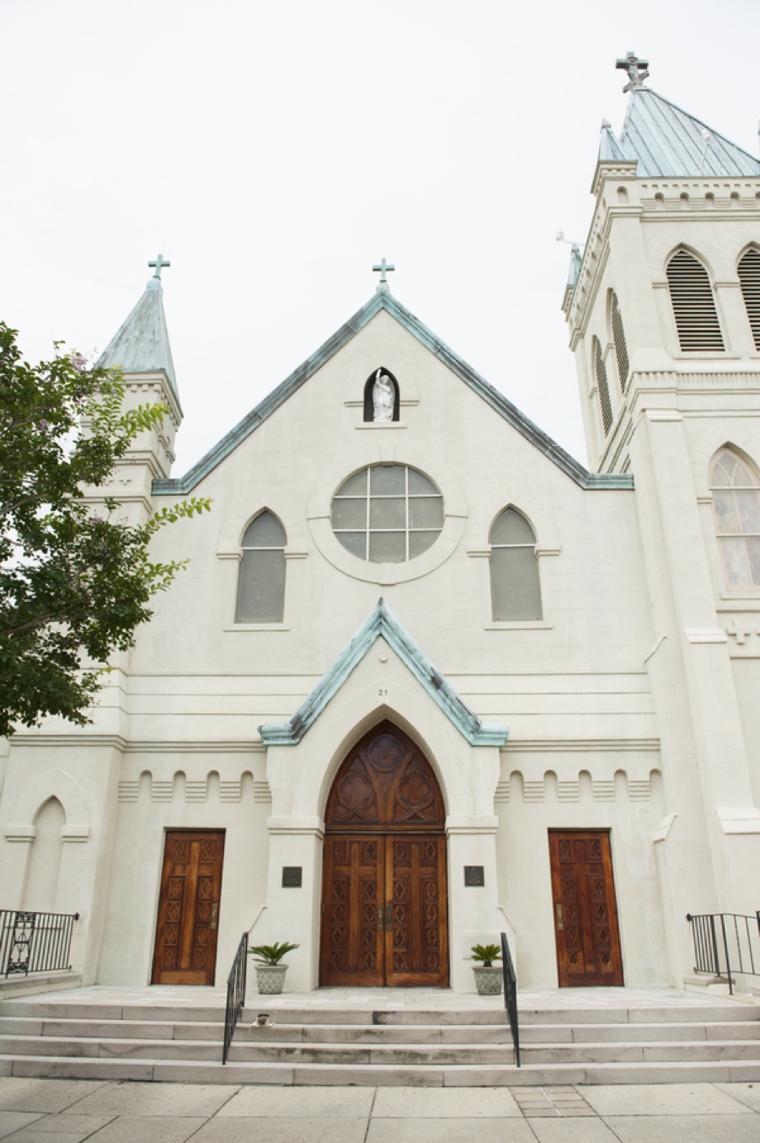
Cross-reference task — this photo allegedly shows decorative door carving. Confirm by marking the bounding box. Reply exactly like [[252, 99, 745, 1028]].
[[320, 722, 448, 987], [549, 830, 623, 987], [152, 830, 225, 986]]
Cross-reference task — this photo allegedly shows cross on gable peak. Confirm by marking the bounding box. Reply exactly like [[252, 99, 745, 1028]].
[[372, 257, 395, 294], [616, 51, 650, 94]]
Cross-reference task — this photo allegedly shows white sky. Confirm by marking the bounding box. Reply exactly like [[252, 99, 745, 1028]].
[[3, 0, 760, 474]]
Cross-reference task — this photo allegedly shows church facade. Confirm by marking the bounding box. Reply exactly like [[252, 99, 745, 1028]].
[[2, 60, 759, 994]]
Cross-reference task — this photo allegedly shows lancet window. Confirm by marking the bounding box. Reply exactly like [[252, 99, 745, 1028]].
[[666, 249, 724, 352], [235, 511, 286, 622], [738, 248, 760, 350], [709, 448, 760, 589], [489, 508, 542, 621], [610, 292, 630, 390], [593, 336, 613, 435]]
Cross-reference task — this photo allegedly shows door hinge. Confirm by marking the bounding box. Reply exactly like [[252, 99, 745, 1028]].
[[555, 902, 564, 930], [377, 905, 384, 931], [386, 904, 392, 928], [210, 902, 219, 930]]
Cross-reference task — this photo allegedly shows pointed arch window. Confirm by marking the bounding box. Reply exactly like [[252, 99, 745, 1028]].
[[666, 249, 724, 351], [709, 448, 760, 588], [489, 508, 542, 621], [593, 336, 613, 435], [610, 292, 630, 390], [738, 248, 760, 350], [235, 511, 286, 622]]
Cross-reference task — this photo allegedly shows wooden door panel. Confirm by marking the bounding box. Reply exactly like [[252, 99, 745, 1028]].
[[386, 835, 448, 987], [152, 830, 224, 986], [549, 830, 623, 987], [320, 835, 385, 986]]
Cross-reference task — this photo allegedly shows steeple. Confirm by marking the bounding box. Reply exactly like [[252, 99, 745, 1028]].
[[97, 257, 180, 404]]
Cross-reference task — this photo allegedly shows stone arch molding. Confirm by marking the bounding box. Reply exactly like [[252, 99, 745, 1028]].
[[216, 484, 309, 558], [5, 769, 90, 842], [690, 427, 760, 498], [467, 485, 560, 555]]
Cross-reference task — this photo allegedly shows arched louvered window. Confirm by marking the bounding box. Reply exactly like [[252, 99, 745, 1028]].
[[593, 337, 613, 435], [709, 448, 760, 589], [610, 292, 630, 390], [235, 511, 286, 622], [738, 248, 760, 350], [666, 249, 724, 352], [489, 508, 542, 621]]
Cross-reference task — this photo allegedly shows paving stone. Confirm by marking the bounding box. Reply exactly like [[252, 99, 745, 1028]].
[[191, 1117, 369, 1143], [0, 1078, 105, 1112], [366, 1119, 537, 1142], [578, 1082, 755, 1116], [70, 1080, 237, 1116], [218, 1084, 374, 1117], [528, 1120, 620, 1141], [0, 1112, 44, 1139], [604, 1114, 760, 1142], [372, 1086, 522, 1117], [4, 1113, 113, 1133], [77, 1115, 208, 1142], [714, 1081, 760, 1110]]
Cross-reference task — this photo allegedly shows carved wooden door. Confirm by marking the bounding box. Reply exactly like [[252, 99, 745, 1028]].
[[320, 722, 448, 987], [152, 830, 225, 986], [549, 830, 623, 987]]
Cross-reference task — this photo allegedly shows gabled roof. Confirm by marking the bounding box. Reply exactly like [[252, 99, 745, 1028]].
[[153, 290, 632, 494], [257, 599, 509, 747], [97, 277, 180, 405], [611, 87, 760, 178]]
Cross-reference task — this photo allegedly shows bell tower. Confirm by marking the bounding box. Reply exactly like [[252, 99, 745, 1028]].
[[565, 56, 760, 970]]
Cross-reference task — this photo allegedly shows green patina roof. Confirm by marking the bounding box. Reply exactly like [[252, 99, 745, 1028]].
[[153, 290, 632, 494]]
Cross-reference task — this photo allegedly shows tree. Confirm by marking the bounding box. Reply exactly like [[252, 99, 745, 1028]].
[[0, 322, 210, 738]]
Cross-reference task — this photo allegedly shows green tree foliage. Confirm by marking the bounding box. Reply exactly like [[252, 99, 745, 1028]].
[[0, 322, 210, 737]]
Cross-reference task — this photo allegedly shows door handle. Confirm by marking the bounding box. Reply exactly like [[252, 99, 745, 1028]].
[[555, 902, 564, 930], [377, 906, 384, 931], [210, 902, 219, 930], [386, 905, 392, 929]]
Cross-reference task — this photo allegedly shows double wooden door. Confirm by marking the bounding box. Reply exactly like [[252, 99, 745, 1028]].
[[152, 830, 225, 986], [320, 721, 449, 987], [549, 829, 623, 987]]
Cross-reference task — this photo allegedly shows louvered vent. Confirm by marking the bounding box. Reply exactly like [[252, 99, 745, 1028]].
[[738, 248, 760, 350], [610, 292, 630, 390], [593, 337, 613, 435], [666, 249, 724, 352]]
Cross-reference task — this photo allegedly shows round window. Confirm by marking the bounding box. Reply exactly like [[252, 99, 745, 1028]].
[[331, 464, 444, 563]]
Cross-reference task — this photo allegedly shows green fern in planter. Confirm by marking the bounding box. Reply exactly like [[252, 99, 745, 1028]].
[[470, 943, 502, 968], [248, 942, 299, 965]]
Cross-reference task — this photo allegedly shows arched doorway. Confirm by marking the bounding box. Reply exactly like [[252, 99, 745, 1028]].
[[319, 721, 449, 987]]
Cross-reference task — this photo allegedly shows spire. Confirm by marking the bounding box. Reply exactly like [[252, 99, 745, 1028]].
[[606, 52, 760, 178], [96, 257, 179, 401]]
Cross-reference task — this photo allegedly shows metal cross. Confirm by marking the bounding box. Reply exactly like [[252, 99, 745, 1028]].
[[616, 51, 650, 93], [149, 253, 171, 280], [372, 258, 395, 287]]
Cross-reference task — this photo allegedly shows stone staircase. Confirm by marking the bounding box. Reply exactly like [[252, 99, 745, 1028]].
[[0, 994, 759, 1085]]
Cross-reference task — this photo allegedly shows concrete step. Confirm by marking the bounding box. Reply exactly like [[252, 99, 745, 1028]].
[[1, 1054, 760, 1086]]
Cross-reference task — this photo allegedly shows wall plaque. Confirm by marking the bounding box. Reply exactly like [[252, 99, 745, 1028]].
[[282, 866, 302, 888], [464, 865, 485, 887]]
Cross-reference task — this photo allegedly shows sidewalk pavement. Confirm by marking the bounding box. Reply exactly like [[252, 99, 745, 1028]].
[[1, 1078, 760, 1142]]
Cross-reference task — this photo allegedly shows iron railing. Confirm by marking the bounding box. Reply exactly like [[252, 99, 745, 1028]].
[[500, 931, 520, 1067], [687, 912, 760, 995], [0, 910, 79, 977], [222, 930, 249, 1065]]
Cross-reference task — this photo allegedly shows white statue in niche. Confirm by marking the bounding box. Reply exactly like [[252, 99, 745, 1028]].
[[372, 369, 395, 421]]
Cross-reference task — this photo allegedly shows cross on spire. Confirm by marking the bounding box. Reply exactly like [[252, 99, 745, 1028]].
[[149, 253, 171, 280], [616, 51, 650, 93], [372, 257, 395, 293]]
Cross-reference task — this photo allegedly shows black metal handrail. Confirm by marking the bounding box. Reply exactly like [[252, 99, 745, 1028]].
[[687, 912, 760, 995], [222, 931, 249, 1065], [0, 910, 79, 977], [500, 931, 520, 1067]]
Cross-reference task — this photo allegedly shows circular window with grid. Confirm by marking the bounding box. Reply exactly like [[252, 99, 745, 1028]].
[[331, 464, 444, 563]]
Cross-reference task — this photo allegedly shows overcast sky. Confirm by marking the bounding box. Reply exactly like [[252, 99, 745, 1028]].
[[3, 0, 760, 473]]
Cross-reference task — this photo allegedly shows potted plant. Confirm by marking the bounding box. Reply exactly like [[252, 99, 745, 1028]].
[[471, 943, 503, 995], [248, 941, 299, 995]]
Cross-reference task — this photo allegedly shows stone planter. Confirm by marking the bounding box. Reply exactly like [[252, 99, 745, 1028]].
[[473, 965, 503, 995], [254, 963, 289, 994]]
